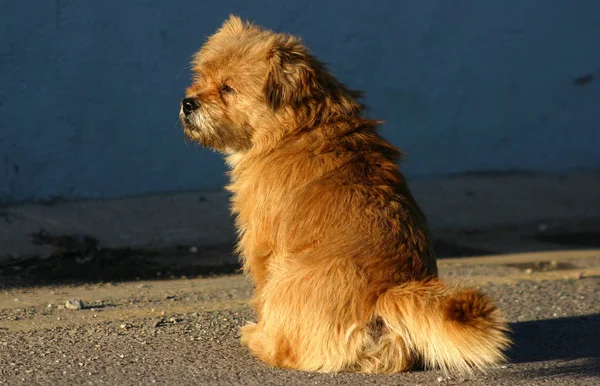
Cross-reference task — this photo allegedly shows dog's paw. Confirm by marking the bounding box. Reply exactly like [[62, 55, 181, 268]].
[[240, 322, 258, 346]]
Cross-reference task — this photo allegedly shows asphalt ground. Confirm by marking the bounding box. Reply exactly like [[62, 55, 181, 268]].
[[1, 249, 599, 386]]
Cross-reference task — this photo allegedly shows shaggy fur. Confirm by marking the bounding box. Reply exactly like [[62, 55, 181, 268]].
[[180, 15, 512, 374]]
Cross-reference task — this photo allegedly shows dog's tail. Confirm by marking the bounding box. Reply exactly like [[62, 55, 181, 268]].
[[375, 278, 512, 375]]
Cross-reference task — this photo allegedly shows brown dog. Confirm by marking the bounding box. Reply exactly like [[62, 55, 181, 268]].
[[180, 15, 511, 374]]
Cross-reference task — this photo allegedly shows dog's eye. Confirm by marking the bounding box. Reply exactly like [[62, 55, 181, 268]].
[[220, 84, 235, 95]]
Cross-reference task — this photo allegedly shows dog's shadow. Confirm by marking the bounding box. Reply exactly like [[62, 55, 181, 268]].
[[509, 313, 600, 377]]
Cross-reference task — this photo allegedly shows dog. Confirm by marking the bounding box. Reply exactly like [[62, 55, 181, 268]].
[[180, 15, 511, 374]]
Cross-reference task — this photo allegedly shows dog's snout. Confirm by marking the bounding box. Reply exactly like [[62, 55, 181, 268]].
[[182, 98, 199, 116]]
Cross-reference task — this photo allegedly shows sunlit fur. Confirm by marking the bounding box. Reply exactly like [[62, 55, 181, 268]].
[[180, 15, 512, 375]]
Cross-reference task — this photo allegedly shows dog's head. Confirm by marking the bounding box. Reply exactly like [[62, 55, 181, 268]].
[[180, 15, 361, 154]]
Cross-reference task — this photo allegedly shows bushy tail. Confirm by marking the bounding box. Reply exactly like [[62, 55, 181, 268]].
[[375, 278, 512, 375]]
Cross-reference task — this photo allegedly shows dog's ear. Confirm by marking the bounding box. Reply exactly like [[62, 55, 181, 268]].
[[265, 38, 318, 110]]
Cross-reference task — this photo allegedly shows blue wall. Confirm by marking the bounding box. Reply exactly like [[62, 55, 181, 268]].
[[1, 1, 599, 202]]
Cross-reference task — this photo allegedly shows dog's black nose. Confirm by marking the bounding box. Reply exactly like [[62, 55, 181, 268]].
[[182, 98, 199, 116]]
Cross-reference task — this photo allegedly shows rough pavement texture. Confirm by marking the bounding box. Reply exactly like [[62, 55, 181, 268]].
[[1, 253, 599, 385]]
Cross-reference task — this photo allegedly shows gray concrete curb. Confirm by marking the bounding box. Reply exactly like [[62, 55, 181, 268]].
[[1, 171, 599, 263]]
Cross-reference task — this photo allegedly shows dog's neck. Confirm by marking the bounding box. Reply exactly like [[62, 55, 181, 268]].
[[224, 115, 385, 170], [224, 149, 246, 169]]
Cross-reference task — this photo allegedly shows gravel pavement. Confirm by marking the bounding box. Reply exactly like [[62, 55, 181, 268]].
[[1, 250, 599, 385]]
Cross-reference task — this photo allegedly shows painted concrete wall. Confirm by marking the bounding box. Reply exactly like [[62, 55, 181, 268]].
[[1, 1, 599, 203]]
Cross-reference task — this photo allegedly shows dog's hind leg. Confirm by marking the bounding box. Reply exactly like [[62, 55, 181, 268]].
[[240, 258, 374, 372]]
